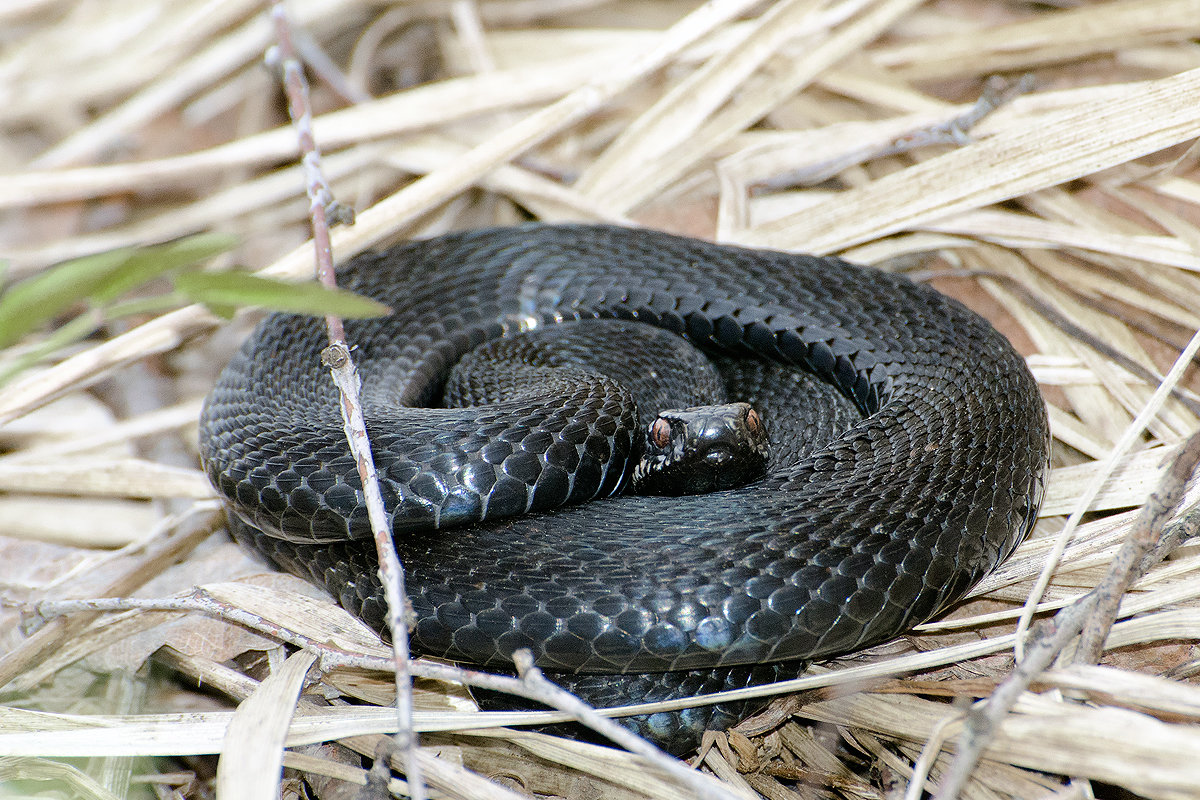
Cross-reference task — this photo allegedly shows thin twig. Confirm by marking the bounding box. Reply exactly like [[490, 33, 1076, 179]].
[[509, 650, 744, 800], [290, 24, 372, 105], [752, 74, 1034, 191], [901, 714, 961, 800], [1073, 431, 1200, 662], [0, 504, 221, 693], [267, 4, 423, 797], [22, 590, 1010, 716], [28, 593, 742, 798], [32, 590, 391, 670], [160, 649, 534, 800], [1013, 325, 1200, 661], [922, 434, 1200, 800]]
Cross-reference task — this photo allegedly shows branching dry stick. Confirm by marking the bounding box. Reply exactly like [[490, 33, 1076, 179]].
[[31, 592, 743, 800], [923, 432, 1200, 800], [752, 75, 1034, 192], [508, 650, 743, 800], [1012, 325, 1200, 662], [266, 4, 424, 797], [1073, 430, 1200, 663], [0, 503, 222, 693]]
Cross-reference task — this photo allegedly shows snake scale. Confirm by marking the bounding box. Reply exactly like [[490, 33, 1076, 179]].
[[199, 223, 1050, 753]]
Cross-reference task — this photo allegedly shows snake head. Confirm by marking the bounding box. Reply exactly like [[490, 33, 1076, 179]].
[[632, 402, 769, 496]]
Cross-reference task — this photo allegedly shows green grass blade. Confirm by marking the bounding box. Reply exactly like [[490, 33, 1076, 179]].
[[0, 234, 239, 349], [0, 249, 132, 348], [91, 232, 239, 303], [174, 272, 391, 319]]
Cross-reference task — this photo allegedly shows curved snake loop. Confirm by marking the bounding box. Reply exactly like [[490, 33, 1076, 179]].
[[199, 224, 1050, 751]]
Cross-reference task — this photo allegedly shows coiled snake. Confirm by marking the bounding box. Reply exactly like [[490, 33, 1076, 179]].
[[199, 224, 1049, 752]]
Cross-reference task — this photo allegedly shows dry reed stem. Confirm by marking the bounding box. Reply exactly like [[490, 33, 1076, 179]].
[[3, 1, 1200, 799]]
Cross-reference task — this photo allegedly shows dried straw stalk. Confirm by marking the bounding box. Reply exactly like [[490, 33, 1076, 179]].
[[2, 1, 1200, 799]]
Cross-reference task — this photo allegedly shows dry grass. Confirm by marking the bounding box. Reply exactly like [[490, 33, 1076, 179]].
[[2, 0, 1200, 798]]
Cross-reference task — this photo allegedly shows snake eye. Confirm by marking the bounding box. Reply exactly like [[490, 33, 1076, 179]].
[[649, 418, 672, 448], [745, 408, 762, 436]]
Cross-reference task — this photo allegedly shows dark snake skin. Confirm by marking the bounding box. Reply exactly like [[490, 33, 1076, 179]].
[[199, 224, 1050, 752]]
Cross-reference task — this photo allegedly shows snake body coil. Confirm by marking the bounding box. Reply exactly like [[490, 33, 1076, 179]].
[[200, 224, 1049, 751]]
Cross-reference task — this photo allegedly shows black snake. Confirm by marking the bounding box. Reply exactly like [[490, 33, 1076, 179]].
[[199, 224, 1050, 752]]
